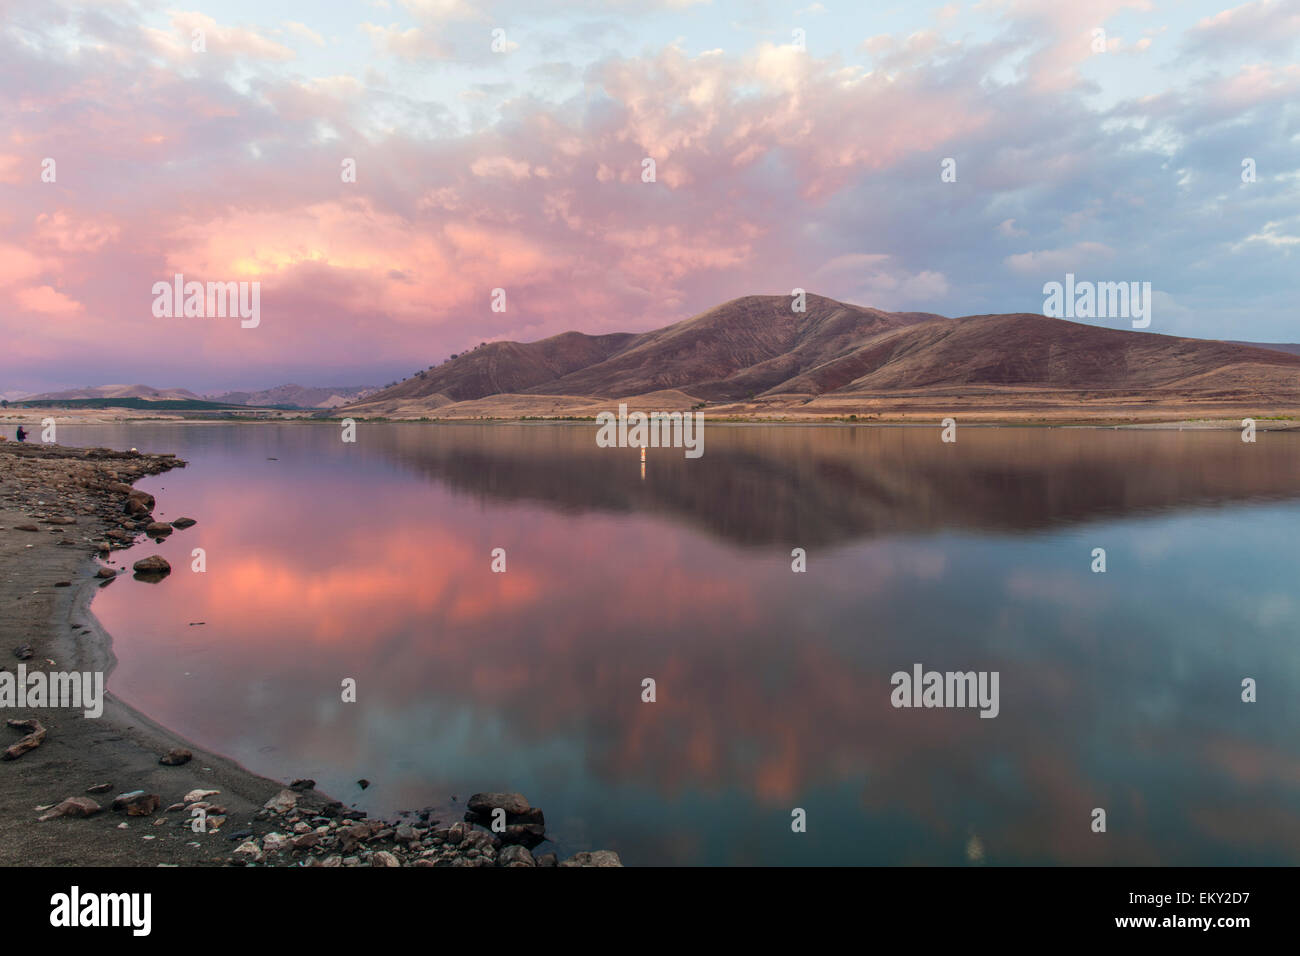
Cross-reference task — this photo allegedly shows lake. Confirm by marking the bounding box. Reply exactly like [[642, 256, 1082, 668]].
[[57, 422, 1300, 865]]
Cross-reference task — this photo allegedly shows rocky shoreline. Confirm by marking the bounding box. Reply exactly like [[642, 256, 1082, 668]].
[[0, 441, 620, 867]]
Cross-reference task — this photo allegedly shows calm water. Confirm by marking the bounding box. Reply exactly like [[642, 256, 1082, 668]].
[[57, 423, 1300, 865]]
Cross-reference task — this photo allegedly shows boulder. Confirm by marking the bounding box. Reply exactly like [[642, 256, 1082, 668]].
[[263, 789, 298, 814], [499, 823, 546, 848], [112, 791, 161, 816], [3, 718, 46, 760], [171, 517, 197, 529], [124, 490, 154, 516], [497, 845, 536, 867], [38, 797, 101, 822], [132, 555, 170, 575], [233, 841, 263, 864], [338, 821, 382, 853], [465, 791, 545, 827], [144, 521, 173, 536], [159, 747, 192, 766]]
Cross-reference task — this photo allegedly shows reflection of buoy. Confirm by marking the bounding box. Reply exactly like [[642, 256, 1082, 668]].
[[640, 446, 646, 462]]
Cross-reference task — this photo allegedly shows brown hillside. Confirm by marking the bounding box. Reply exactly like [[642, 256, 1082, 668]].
[[343, 295, 1300, 421], [373, 330, 637, 403], [832, 313, 1300, 392], [526, 294, 938, 400]]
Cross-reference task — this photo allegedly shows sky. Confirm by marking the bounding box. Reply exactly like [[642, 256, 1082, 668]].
[[0, 0, 1297, 395]]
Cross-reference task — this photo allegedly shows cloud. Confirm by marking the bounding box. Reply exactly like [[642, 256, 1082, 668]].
[[2, 0, 1299, 389], [813, 254, 950, 307], [284, 21, 327, 47], [1004, 243, 1117, 275], [144, 12, 297, 62], [15, 284, 83, 316], [1184, 0, 1300, 57]]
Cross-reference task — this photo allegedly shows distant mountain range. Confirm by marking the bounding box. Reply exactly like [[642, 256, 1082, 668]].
[[18, 384, 203, 402], [206, 384, 378, 409], [14, 383, 377, 409], [342, 294, 1300, 420]]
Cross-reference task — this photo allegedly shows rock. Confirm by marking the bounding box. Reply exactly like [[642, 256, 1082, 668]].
[[500, 823, 547, 848], [394, 823, 417, 843], [13, 644, 33, 660], [289, 778, 316, 791], [183, 788, 219, 804], [95, 567, 116, 579], [338, 821, 382, 853], [466, 791, 536, 819], [461, 828, 498, 852], [370, 851, 401, 867], [535, 853, 558, 867], [171, 517, 197, 529], [263, 789, 298, 814], [38, 797, 101, 822], [291, 831, 320, 850], [233, 841, 263, 864], [124, 490, 154, 516], [159, 747, 192, 766], [86, 783, 113, 794], [558, 851, 624, 867], [43, 516, 77, 525], [15, 524, 40, 532], [132, 555, 170, 575], [111, 791, 161, 816], [357, 778, 370, 790], [497, 845, 536, 867], [144, 521, 173, 536], [3, 718, 47, 760], [262, 832, 290, 853]]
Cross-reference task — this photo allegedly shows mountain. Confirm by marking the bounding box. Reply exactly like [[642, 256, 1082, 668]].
[[19, 384, 202, 402], [1226, 341, 1300, 357], [343, 294, 1300, 421], [347, 295, 942, 410], [209, 384, 378, 409]]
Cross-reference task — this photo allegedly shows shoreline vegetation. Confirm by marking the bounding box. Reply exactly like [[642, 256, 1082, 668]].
[[0, 441, 620, 867]]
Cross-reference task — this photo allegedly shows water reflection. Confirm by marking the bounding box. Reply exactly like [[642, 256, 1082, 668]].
[[64, 423, 1300, 865]]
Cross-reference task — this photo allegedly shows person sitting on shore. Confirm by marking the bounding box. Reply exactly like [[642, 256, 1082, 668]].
[[15, 426, 27, 442]]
